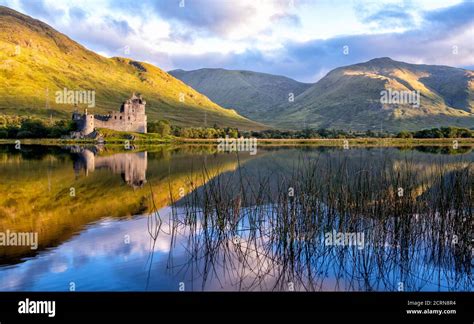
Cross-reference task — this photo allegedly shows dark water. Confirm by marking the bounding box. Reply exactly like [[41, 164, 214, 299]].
[[0, 144, 472, 291]]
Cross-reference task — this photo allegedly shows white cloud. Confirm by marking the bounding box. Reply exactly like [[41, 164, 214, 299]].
[[0, 0, 471, 81]]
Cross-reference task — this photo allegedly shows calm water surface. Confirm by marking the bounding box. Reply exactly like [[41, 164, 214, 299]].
[[0, 144, 472, 291]]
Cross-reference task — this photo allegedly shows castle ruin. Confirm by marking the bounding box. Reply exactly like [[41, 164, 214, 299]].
[[72, 93, 147, 136]]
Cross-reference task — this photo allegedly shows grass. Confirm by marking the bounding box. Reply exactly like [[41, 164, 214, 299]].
[[1, 136, 474, 148], [172, 137, 474, 149], [0, 6, 265, 131]]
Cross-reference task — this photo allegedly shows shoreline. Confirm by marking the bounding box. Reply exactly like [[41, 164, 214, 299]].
[[0, 137, 473, 147], [174, 137, 474, 146]]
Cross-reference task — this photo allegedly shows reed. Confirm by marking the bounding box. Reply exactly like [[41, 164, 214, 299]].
[[160, 150, 472, 291]]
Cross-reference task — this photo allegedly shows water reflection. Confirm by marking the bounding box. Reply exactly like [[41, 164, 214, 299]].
[[0, 144, 247, 265], [0, 144, 472, 291], [71, 146, 147, 188]]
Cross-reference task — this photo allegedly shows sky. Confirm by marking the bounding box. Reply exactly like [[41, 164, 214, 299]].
[[1, 0, 473, 82]]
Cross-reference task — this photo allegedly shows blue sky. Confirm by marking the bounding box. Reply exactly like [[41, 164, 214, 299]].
[[1, 0, 473, 82]]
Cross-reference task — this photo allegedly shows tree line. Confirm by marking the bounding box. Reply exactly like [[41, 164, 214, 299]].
[[241, 127, 473, 139], [0, 115, 472, 139], [148, 120, 239, 138], [0, 116, 76, 139], [396, 127, 472, 139]]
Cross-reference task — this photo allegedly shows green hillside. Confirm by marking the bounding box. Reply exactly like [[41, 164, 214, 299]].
[[269, 58, 474, 131], [169, 68, 311, 121], [0, 6, 265, 130]]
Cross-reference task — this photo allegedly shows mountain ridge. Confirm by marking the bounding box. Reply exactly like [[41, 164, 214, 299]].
[[271, 57, 473, 131], [169, 68, 312, 121], [0, 6, 265, 130], [172, 57, 473, 131]]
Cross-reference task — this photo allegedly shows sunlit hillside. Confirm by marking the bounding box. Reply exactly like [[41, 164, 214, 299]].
[[0, 7, 265, 130]]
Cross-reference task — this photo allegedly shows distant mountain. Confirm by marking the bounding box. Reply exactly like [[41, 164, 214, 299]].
[[169, 68, 311, 121], [269, 57, 474, 131], [0, 6, 264, 130], [171, 59, 473, 132]]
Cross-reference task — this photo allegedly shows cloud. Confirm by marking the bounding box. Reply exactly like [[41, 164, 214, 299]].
[[353, 1, 419, 30], [151, 0, 255, 36], [18, 0, 65, 21], [0, 0, 472, 83], [69, 7, 87, 21], [103, 16, 134, 37], [168, 27, 197, 44], [423, 0, 474, 30], [270, 13, 301, 27], [362, 7, 416, 29], [167, 1, 474, 82], [147, 0, 303, 40]]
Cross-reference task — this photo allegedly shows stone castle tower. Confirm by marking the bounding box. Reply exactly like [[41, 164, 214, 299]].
[[72, 93, 147, 137]]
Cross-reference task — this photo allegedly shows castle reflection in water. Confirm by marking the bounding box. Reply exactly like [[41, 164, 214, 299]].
[[71, 146, 147, 188]]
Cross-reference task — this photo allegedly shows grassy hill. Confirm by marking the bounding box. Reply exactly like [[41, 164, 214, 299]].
[[269, 58, 474, 131], [170, 59, 474, 132], [0, 6, 265, 130], [169, 68, 311, 121]]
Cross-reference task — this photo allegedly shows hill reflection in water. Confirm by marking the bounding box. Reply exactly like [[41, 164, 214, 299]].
[[0, 145, 471, 291]]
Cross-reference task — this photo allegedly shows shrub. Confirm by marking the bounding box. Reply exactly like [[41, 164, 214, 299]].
[[397, 131, 413, 138], [0, 129, 8, 139]]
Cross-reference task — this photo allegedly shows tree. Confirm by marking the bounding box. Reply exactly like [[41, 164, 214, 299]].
[[226, 128, 238, 138], [396, 131, 413, 138], [158, 121, 171, 137], [19, 119, 48, 138], [0, 129, 8, 139], [148, 120, 171, 137], [48, 120, 76, 138]]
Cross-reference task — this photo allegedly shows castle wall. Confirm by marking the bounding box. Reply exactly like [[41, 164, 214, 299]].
[[94, 112, 147, 133], [73, 94, 147, 136]]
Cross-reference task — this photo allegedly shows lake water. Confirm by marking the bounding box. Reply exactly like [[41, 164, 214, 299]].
[[0, 144, 472, 291]]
